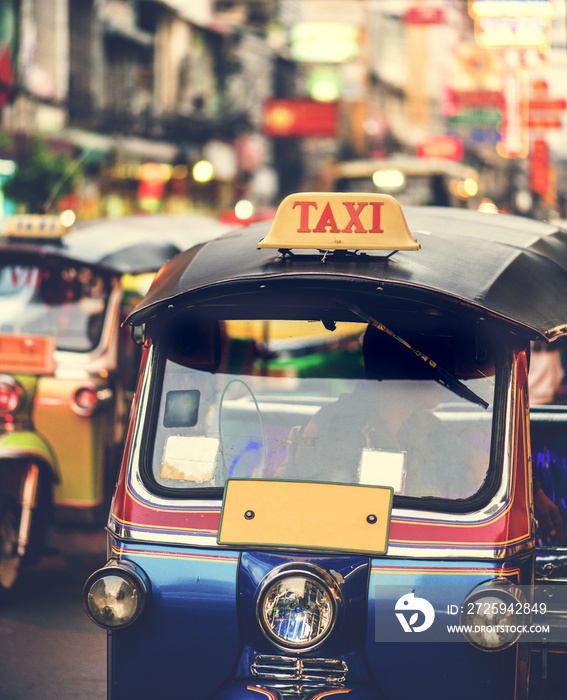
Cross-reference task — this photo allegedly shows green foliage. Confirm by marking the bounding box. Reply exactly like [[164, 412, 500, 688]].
[[3, 136, 82, 213]]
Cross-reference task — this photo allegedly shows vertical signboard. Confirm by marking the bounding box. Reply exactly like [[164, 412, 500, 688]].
[[406, 23, 430, 127], [499, 71, 529, 158], [468, 0, 556, 160]]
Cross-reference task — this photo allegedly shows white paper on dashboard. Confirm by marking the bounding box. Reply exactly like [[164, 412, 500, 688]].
[[160, 435, 220, 483], [359, 448, 406, 492]]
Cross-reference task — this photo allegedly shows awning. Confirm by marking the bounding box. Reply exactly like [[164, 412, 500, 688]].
[[60, 129, 115, 159], [61, 130, 180, 165], [115, 136, 179, 164], [102, 18, 154, 47], [155, 0, 232, 34]]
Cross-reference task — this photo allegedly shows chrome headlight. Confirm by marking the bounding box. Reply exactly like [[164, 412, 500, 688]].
[[84, 561, 149, 629], [460, 580, 524, 651], [257, 566, 342, 652], [0, 375, 24, 416]]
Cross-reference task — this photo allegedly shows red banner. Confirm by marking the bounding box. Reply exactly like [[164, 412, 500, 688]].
[[263, 99, 339, 138], [530, 138, 549, 196], [417, 136, 463, 161]]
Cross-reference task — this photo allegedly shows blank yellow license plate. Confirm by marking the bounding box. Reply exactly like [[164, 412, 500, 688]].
[[217, 479, 393, 555]]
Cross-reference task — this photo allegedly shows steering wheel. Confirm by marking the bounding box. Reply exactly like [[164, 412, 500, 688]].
[[218, 378, 266, 482]]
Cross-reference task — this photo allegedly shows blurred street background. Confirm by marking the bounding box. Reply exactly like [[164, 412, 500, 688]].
[[0, 525, 107, 700], [0, 0, 566, 223], [1, 1, 567, 697]]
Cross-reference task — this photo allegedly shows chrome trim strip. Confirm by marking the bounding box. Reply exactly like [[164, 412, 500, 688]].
[[106, 523, 532, 560]]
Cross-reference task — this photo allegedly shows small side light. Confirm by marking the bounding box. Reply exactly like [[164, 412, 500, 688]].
[[71, 386, 113, 416], [460, 579, 524, 651], [72, 386, 99, 416], [0, 375, 24, 416], [84, 561, 149, 630]]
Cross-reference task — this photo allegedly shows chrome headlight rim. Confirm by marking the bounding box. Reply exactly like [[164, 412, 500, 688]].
[[83, 560, 149, 630], [459, 579, 524, 652], [256, 564, 343, 653]]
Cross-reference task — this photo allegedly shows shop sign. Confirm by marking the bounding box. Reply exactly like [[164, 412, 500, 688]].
[[453, 90, 502, 108], [416, 136, 463, 161], [263, 99, 339, 138], [0, 45, 15, 107], [526, 79, 566, 131], [403, 6, 445, 24], [203, 141, 237, 181], [0, 0, 18, 108], [474, 16, 551, 48], [469, 1, 554, 18], [290, 22, 359, 63], [469, 0, 553, 49], [529, 138, 549, 196], [528, 115, 562, 129], [448, 109, 501, 128], [470, 128, 500, 145], [499, 72, 529, 158]]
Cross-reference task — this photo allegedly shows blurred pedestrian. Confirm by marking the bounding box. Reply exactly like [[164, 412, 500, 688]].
[[529, 340, 565, 405], [315, 156, 339, 192], [529, 339, 566, 543]]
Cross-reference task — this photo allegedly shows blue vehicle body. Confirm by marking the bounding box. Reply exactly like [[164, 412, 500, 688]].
[[85, 195, 567, 699]]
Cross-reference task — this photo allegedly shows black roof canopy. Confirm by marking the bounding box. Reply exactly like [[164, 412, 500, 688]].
[[0, 214, 231, 275], [127, 206, 567, 342]]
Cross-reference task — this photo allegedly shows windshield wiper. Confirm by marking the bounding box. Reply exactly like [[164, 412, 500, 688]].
[[347, 303, 489, 410]]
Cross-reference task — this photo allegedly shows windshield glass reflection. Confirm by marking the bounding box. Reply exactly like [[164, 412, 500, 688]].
[[150, 319, 496, 504], [0, 264, 111, 352]]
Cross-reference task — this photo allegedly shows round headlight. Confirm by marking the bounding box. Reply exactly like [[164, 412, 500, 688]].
[[84, 563, 149, 629], [460, 580, 524, 651], [257, 567, 341, 651], [0, 375, 24, 416]]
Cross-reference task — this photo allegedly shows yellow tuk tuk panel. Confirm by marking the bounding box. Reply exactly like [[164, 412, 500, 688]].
[[33, 376, 107, 507]]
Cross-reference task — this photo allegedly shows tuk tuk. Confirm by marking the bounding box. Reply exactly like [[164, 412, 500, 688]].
[[334, 155, 480, 207], [84, 193, 567, 699], [0, 212, 230, 593]]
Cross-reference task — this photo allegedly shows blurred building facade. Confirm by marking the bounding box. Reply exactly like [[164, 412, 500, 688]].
[[0, 0, 566, 219], [0, 0, 280, 217]]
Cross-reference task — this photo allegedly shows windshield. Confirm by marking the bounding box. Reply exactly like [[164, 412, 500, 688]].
[[0, 263, 111, 352], [337, 173, 447, 205], [148, 319, 497, 505]]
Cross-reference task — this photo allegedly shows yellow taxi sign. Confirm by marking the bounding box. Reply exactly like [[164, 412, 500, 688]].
[[258, 192, 420, 251], [2, 214, 72, 240]]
